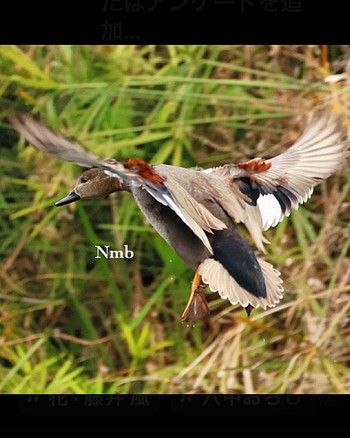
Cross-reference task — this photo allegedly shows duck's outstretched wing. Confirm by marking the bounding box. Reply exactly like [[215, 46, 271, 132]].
[[11, 114, 160, 190], [11, 114, 223, 253], [205, 114, 349, 234], [10, 114, 102, 168]]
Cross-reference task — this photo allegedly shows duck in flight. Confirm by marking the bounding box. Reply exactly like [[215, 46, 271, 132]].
[[11, 113, 349, 321]]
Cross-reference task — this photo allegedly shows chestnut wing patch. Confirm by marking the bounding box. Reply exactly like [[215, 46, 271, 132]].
[[124, 158, 165, 184], [236, 158, 272, 173]]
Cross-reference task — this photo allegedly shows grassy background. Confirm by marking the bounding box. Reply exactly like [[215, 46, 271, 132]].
[[0, 45, 350, 394]]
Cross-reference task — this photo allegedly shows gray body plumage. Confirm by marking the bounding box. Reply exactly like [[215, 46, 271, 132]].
[[131, 185, 210, 270], [132, 165, 267, 299]]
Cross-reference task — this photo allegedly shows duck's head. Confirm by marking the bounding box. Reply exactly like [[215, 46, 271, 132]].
[[55, 168, 124, 206]]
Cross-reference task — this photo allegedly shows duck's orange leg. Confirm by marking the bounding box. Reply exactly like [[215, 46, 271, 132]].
[[181, 271, 210, 322]]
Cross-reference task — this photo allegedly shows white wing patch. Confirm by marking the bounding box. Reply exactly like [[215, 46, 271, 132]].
[[257, 194, 284, 231], [257, 186, 314, 232]]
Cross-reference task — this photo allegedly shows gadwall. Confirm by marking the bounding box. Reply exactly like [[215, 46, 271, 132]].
[[11, 114, 349, 321]]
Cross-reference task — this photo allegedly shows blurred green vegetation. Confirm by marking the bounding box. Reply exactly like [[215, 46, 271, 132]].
[[0, 45, 350, 394]]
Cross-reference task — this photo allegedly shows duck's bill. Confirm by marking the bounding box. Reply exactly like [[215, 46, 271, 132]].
[[55, 191, 81, 206]]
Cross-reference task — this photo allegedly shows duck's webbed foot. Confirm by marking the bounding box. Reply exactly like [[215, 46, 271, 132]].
[[244, 304, 254, 317], [182, 271, 210, 322]]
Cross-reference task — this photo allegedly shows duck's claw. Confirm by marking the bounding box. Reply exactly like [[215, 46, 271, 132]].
[[182, 271, 210, 322]]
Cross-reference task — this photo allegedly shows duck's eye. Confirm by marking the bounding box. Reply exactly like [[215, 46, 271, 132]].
[[80, 176, 88, 183]]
